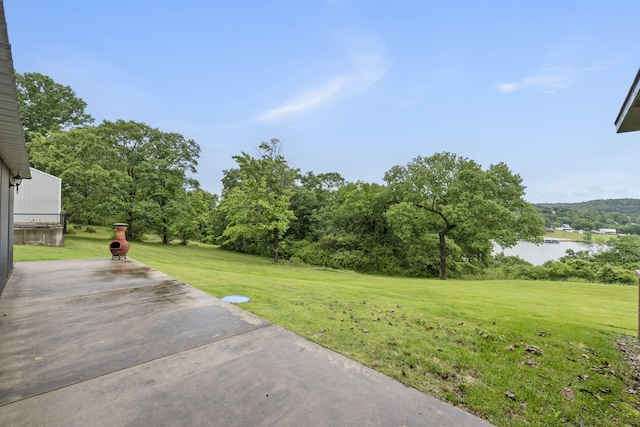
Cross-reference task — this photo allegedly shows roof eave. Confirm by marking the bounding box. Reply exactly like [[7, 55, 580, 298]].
[[0, 1, 30, 179], [615, 68, 640, 134]]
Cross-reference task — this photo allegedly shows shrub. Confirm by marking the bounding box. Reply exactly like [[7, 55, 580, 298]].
[[563, 258, 597, 282], [544, 261, 572, 281], [595, 264, 637, 285]]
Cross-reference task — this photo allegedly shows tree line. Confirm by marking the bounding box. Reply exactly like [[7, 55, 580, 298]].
[[18, 72, 209, 242], [32, 71, 640, 282], [536, 200, 640, 235], [207, 140, 545, 280]]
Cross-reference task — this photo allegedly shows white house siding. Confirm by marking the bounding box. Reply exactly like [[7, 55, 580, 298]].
[[14, 168, 62, 223]]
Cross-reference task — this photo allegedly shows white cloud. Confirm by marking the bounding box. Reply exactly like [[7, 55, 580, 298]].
[[495, 62, 617, 95], [495, 70, 570, 94], [495, 83, 517, 93], [255, 52, 388, 123], [256, 77, 347, 122]]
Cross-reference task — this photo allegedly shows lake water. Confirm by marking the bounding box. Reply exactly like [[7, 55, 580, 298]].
[[493, 240, 607, 266]]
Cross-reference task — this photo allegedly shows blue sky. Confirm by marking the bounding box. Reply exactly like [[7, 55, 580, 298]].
[[5, 1, 640, 203]]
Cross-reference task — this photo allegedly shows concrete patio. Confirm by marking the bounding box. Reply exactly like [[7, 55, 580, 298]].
[[0, 258, 493, 426]]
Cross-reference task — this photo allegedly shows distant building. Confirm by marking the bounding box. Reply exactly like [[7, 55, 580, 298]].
[[555, 224, 573, 232], [14, 168, 64, 246], [14, 168, 62, 223], [593, 228, 616, 235]]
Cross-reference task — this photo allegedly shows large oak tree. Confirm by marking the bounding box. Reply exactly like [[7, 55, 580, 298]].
[[29, 120, 200, 241], [98, 120, 200, 242], [384, 152, 544, 279]]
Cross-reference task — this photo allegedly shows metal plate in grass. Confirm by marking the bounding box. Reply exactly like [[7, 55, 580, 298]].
[[221, 295, 250, 303]]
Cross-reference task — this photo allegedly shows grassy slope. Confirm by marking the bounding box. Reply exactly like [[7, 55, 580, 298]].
[[14, 230, 640, 426]]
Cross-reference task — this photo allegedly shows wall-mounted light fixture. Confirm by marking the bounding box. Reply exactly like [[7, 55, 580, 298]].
[[10, 173, 23, 193]]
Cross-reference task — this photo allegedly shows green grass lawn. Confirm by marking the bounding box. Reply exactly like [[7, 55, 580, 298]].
[[545, 230, 614, 244], [14, 229, 640, 426]]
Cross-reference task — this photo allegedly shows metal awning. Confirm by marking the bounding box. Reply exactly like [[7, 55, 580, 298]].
[[615, 68, 640, 133], [0, 2, 30, 179]]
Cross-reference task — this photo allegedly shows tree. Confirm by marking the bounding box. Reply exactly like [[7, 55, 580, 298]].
[[28, 120, 200, 239], [27, 128, 128, 224], [288, 171, 345, 241], [333, 181, 391, 238], [383, 201, 443, 276], [218, 139, 299, 261], [171, 189, 218, 244], [97, 120, 200, 242], [16, 72, 94, 139], [594, 234, 640, 269], [292, 180, 415, 275], [385, 152, 544, 279], [199, 190, 219, 240]]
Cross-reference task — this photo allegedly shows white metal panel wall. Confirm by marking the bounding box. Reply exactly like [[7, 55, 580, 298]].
[[14, 168, 62, 221]]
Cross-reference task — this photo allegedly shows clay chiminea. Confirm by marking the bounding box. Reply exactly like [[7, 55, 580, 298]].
[[109, 223, 130, 259]]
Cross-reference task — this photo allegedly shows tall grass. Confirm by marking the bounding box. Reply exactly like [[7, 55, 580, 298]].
[[13, 229, 640, 426]]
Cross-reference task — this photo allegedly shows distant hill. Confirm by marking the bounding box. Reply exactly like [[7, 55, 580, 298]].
[[535, 198, 640, 217], [535, 199, 640, 233]]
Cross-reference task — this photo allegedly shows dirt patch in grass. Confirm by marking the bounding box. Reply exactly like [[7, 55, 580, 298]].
[[617, 335, 640, 412]]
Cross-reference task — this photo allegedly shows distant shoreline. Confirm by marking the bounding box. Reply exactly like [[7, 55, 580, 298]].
[[543, 231, 615, 244]]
